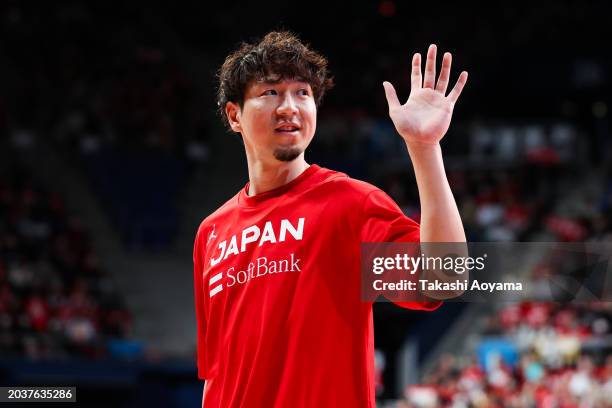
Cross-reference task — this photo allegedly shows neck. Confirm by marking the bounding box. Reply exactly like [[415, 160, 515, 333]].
[[246, 154, 310, 196]]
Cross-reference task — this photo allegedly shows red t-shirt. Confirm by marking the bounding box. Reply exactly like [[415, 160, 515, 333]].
[[193, 164, 441, 407]]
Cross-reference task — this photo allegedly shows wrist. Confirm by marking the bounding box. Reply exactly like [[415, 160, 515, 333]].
[[405, 140, 442, 157]]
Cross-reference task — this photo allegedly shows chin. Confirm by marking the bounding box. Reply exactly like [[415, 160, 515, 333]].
[[273, 146, 303, 162]]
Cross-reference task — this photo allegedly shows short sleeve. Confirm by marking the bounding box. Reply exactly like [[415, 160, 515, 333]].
[[360, 189, 442, 312], [193, 225, 208, 380]]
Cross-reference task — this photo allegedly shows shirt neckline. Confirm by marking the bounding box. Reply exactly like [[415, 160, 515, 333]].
[[238, 164, 321, 208]]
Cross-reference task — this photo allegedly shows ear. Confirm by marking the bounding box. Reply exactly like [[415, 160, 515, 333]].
[[225, 102, 242, 133]]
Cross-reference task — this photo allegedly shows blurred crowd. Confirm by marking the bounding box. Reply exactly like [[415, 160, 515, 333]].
[[1, 3, 208, 161], [1, 3, 210, 249], [373, 130, 612, 405], [2, 2, 610, 250], [0, 168, 131, 359], [400, 302, 612, 408], [375, 144, 612, 245], [0, 1, 610, 398]]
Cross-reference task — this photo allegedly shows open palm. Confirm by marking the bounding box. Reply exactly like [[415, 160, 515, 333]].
[[383, 44, 468, 146]]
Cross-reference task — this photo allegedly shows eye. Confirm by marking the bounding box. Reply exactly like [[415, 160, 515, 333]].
[[262, 89, 277, 96], [297, 88, 310, 96]]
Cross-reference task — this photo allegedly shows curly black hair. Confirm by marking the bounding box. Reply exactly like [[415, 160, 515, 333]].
[[216, 31, 334, 127]]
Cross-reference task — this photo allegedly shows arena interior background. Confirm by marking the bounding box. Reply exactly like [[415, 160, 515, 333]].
[[0, 1, 610, 406]]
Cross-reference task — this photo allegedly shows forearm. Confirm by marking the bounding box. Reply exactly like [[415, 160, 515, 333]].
[[407, 141, 467, 299], [406, 142, 465, 242]]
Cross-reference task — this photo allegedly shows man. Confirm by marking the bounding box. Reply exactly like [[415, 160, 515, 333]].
[[193, 31, 468, 407]]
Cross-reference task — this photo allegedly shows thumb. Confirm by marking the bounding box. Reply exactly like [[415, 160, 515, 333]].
[[382, 81, 401, 110]]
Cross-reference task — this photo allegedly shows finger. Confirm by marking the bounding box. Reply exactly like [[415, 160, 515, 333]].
[[422, 44, 437, 89], [435, 52, 452, 94], [447, 71, 468, 104], [410, 53, 422, 92], [382, 81, 401, 110]]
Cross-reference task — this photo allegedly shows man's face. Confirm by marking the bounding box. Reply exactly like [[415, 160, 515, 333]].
[[227, 78, 317, 163]]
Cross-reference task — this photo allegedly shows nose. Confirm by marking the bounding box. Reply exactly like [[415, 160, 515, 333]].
[[276, 92, 299, 116]]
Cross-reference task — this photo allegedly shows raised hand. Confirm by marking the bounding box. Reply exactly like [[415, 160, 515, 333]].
[[383, 44, 468, 146]]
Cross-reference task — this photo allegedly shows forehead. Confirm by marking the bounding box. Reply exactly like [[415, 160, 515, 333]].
[[246, 76, 312, 92]]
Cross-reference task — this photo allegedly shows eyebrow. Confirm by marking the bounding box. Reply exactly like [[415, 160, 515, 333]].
[[255, 76, 309, 85]]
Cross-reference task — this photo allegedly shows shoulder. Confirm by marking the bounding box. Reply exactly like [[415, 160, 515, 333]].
[[304, 166, 404, 229], [314, 167, 404, 217], [312, 166, 383, 203]]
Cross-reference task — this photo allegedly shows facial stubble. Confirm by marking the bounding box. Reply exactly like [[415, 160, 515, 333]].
[[273, 146, 302, 162]]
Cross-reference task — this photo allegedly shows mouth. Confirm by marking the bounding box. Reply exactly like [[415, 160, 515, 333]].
[[275, 124, 301, 134]]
